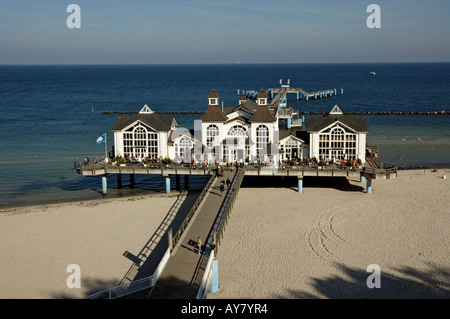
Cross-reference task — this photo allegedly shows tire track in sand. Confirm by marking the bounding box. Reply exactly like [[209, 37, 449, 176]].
[[306, 206, 354, 262]]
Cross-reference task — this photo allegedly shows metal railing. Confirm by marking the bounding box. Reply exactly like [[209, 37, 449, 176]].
[[195, 167, 245, 299], [86, 247, 171, 299], [169, 172, 216, 251], [196, 250, 215, 299]]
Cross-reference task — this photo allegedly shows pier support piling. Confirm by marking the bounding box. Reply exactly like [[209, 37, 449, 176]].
[[298, 177, 303, 193], [176, 174, 181, 190], [102, 175, 107, 195], [165, 176, 171, 194], [287, 118, 292, 129], [360, 175, 365, 184], [185, 175, 190, 190], [117, 174, 122, 188], [367, 179, 372, 194], [209, 257, 219, 293]]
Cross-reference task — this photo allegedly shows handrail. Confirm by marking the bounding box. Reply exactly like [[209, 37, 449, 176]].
[[196, 250, 215, 299], [86, 247, 171, 299], [170, 172, 216, 251], [196, 167, 245, 299]]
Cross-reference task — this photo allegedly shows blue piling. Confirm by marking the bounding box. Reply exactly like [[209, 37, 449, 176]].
[[296, 92, 299, 100], [367, 179, 372, 194], [314, 92, 317, 99], [298, 178, 303, 193], [341, 88, 344, 95], [102, 175, 107, 195], [334, 88, 337, 95], [287, 118, 291, 128], [209, 257, 219, 293], [165, 176, 171, 194], [360, 175, 365, 184]]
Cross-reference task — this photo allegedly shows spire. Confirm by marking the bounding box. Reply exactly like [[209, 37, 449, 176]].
[[256, 88, 268, 106], [208, 88, 219, 106], [239, 92, 247, 104]]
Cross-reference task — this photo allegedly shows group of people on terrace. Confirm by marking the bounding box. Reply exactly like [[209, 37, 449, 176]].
[[283, 155, 362, 169]]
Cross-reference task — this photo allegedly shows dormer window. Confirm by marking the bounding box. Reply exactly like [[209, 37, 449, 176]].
[[210, 98, 217, 105]]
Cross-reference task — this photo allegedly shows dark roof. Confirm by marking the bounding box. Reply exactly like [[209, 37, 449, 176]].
[[168, 129, 196, 143], [231, 100, 258, 114], [249, 105, 277, 123], [111, 113, 175, 132], [208, 88, 219, 99], [257, 88, 268, 99], [201, 105, 228, 122], [278, 130, 305, 142], [305, 113, 368, 132]]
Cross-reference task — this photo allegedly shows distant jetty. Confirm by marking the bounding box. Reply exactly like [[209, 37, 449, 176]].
[[100, 110, 449, 115]]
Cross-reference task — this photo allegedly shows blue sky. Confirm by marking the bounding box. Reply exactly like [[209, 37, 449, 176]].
[[0, 0, 449, 64]]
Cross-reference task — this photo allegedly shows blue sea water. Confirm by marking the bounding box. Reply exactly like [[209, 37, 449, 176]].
[[0, 63, 449, 207]]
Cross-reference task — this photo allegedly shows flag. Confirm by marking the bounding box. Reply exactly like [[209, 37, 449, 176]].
[[95, 133, 106, 146]]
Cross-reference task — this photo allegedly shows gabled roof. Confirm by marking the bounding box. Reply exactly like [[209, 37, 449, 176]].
[[111, 112, 176, 132], [168, 128, 196, 143], [201, 105, 228, 122], [278, 130, 305, 143], [249, 105, 277, 123], [305, 106, 368, 132], [257, 88, 268, 99], [208, 88, 219, 99], [224, 115, 248, 125]]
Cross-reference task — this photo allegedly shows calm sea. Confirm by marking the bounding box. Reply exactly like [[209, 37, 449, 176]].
[[1, 63, 449, 207]]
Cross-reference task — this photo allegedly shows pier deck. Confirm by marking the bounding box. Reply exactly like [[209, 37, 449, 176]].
[[149, 168, 237, 299]]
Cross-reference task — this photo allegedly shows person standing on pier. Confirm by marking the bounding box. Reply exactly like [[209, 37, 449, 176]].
[[220, 182, 225, 197], [197, 236, 202, 255]]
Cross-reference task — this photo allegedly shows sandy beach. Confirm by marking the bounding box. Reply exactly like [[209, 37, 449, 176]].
[[0, 169, 449, 299], [0, 191, 199, 299], [208, 168, 450, 299]]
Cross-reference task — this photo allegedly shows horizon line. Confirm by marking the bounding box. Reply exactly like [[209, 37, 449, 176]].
[[1, 61, 450, 66]]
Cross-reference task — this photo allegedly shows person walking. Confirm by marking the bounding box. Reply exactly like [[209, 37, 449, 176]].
[[197, 236, 202, 255], [220, 182, 225, 197], [226, 177, 231, 190]]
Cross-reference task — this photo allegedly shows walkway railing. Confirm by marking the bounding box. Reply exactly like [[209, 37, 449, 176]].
[[168, 172, 216, 251], [85, 247, 171, 299], [196, 167, 246, 299]]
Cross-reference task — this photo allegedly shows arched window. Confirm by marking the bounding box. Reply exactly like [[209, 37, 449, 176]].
[[175, 136, 193, 159], [330, 127, 345, 150], [256, 125, 269, 156], [123, 124, 158, 159], [206, 124, 219, 148], [227, 125, 247, 137]]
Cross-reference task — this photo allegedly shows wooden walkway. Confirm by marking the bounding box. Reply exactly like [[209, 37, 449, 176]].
[[148, 168, 237, 299]]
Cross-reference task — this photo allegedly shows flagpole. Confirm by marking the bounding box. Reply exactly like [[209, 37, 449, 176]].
[[105, 132, 107, 160]]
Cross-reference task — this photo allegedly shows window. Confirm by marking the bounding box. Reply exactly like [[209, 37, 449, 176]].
[[175, 136, 193, 160], [123, 123, 158, 158], [256, 125, 269, 156], [227, 125, 247, 137], [318, 125, 357, 160], [206, 124, 219, 148]]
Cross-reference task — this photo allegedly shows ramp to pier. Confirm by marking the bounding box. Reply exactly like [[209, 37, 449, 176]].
[[149, 168, 238, 299]]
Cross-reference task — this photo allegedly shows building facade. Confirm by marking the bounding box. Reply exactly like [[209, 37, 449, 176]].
[[305, 105, 368, 163]]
